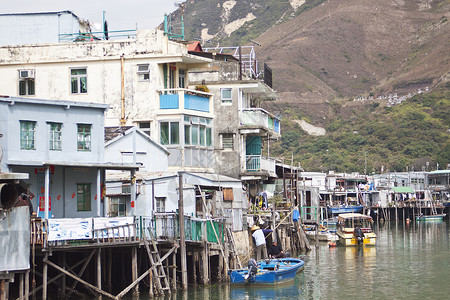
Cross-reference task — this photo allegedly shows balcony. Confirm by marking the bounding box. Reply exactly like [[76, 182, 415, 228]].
[[243, 155, 276, 178], [239, 108, 280, 137], [159, 88, 212, 114]]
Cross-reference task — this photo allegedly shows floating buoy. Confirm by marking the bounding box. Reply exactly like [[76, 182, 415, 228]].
[[328, 242, 337, 247]]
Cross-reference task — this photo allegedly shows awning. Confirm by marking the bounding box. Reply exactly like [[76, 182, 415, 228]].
[[392, 186, 414, 193]]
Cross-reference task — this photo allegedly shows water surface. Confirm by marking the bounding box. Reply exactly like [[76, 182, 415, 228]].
[[131, 220, 450, 299]]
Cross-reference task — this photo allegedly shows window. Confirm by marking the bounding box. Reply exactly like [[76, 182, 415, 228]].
[[71, 68, 87, 94], [18, 69, 35, 96], [77, 124, 91, 151], [221, 88, 232, 104], [49, 122, 62, 151], [77, 184, 91, 211], [183, 116, 213, 147], [122, 182, 131, 194], [138, 121, 151, 136], [222, 133, 234, 149], [110, 196, 126, 216], [178, 69, 186, 88], [160, 122, 179, 145], [137, 64, 150, 81], [184, 125, 191, 145], [20, 121, 36, 150], [156, 197, 166, 213]]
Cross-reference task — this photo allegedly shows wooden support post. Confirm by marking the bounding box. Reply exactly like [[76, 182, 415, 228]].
[[201, 243, 209, 285], [107, 249, 112, 292], [0, 280, 5, 300], [43, 259, 116, 300], [61, 252, 66, 297], [97, 248, 102, 299], [148, 268, 153, 297], [132, 247, 139, 296], [178, 173, 188, 290], [25, 270, 30, 300], [42, 252, 48, 300], [192, 253, 197, 285], [171, 249, 177, 290], [19, 273, 24, 300]]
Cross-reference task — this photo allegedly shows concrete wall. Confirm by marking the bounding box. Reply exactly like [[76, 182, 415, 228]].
[[12, 165, 102, 218], [0, 12, 82, 46]]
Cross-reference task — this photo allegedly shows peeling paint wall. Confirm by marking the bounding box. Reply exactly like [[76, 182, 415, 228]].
[[0, 30, 201, 140]]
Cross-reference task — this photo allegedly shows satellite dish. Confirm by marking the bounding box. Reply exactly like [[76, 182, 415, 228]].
[[94, 23, 102, 31]]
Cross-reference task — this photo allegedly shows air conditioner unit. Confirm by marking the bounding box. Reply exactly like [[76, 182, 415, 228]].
[[19, 70, 35, 79]]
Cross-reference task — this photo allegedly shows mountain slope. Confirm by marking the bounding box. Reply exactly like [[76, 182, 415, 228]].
[[174, 0, 450, 171]]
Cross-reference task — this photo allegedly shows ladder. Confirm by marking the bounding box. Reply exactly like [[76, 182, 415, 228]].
[[144, 230, 171, 295]]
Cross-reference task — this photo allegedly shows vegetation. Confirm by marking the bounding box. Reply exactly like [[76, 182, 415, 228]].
[[269, 87, 450, 173]]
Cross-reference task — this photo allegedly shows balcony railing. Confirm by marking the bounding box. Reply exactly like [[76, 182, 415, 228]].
[[31, 214, 223, 247], [240, 108, 280, 134], [159, 89, 211, 113], [245, 155, 276, 175]]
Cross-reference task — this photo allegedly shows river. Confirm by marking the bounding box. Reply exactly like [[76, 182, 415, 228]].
[[129, 220, 450, 299]]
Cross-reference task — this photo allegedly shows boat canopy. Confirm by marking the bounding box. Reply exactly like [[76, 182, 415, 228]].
[[338, 213, 372, 220]]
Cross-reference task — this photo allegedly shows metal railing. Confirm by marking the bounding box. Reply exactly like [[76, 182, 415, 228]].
[[159, 88, 211, 113], [58, 29, 137, 42], [240, 108, 281, 134], [30, 214, 224, 247], [245, 155, 276, 174]]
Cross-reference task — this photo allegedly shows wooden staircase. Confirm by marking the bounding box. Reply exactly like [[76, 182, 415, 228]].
[[144, 231, 171, 295]]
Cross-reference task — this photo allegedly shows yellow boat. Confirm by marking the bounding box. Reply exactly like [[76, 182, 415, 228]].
[[336, 213, 376, 246]]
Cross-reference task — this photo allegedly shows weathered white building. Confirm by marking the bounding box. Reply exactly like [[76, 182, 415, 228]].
[[0, 28, 216, 172]]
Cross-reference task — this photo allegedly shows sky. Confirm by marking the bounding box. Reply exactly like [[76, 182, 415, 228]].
[[2, 0, 180, 31]]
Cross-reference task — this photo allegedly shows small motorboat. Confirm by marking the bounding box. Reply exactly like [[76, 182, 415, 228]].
[[336, 213, 376, 246], [415, 213, 446, 221], [229, 258, 305, 285]]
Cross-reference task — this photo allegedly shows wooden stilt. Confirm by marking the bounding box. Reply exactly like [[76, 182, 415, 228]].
[[193, 252, 197, 285], [19, 273, 24, 300], [178, 173, 188, 290], [201, 242, 209, 285], [132, 246, 139, 296], [97, 248, 102, 299], [25, 270, 30, 300], [42, 252, 48, 300], [148, 265, 153, 297], [0, 280, 5, 300], [107, 249, 112, 292], [171, 249, 177, 290], [43, 259, 116, 299], [61, 252, 66, 297]]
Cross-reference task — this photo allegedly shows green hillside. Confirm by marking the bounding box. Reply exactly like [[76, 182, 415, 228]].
[[269, 86, 450, 173]]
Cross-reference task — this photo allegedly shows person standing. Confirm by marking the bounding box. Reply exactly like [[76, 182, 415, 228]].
[[251, 225, 272, 261]]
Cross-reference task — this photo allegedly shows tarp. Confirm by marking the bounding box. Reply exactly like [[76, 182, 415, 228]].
[[391, 186, 414, 193]]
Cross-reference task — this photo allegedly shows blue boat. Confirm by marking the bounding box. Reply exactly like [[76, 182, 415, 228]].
[[229, 258, 305, 285], [329, 205, 364, 214]]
